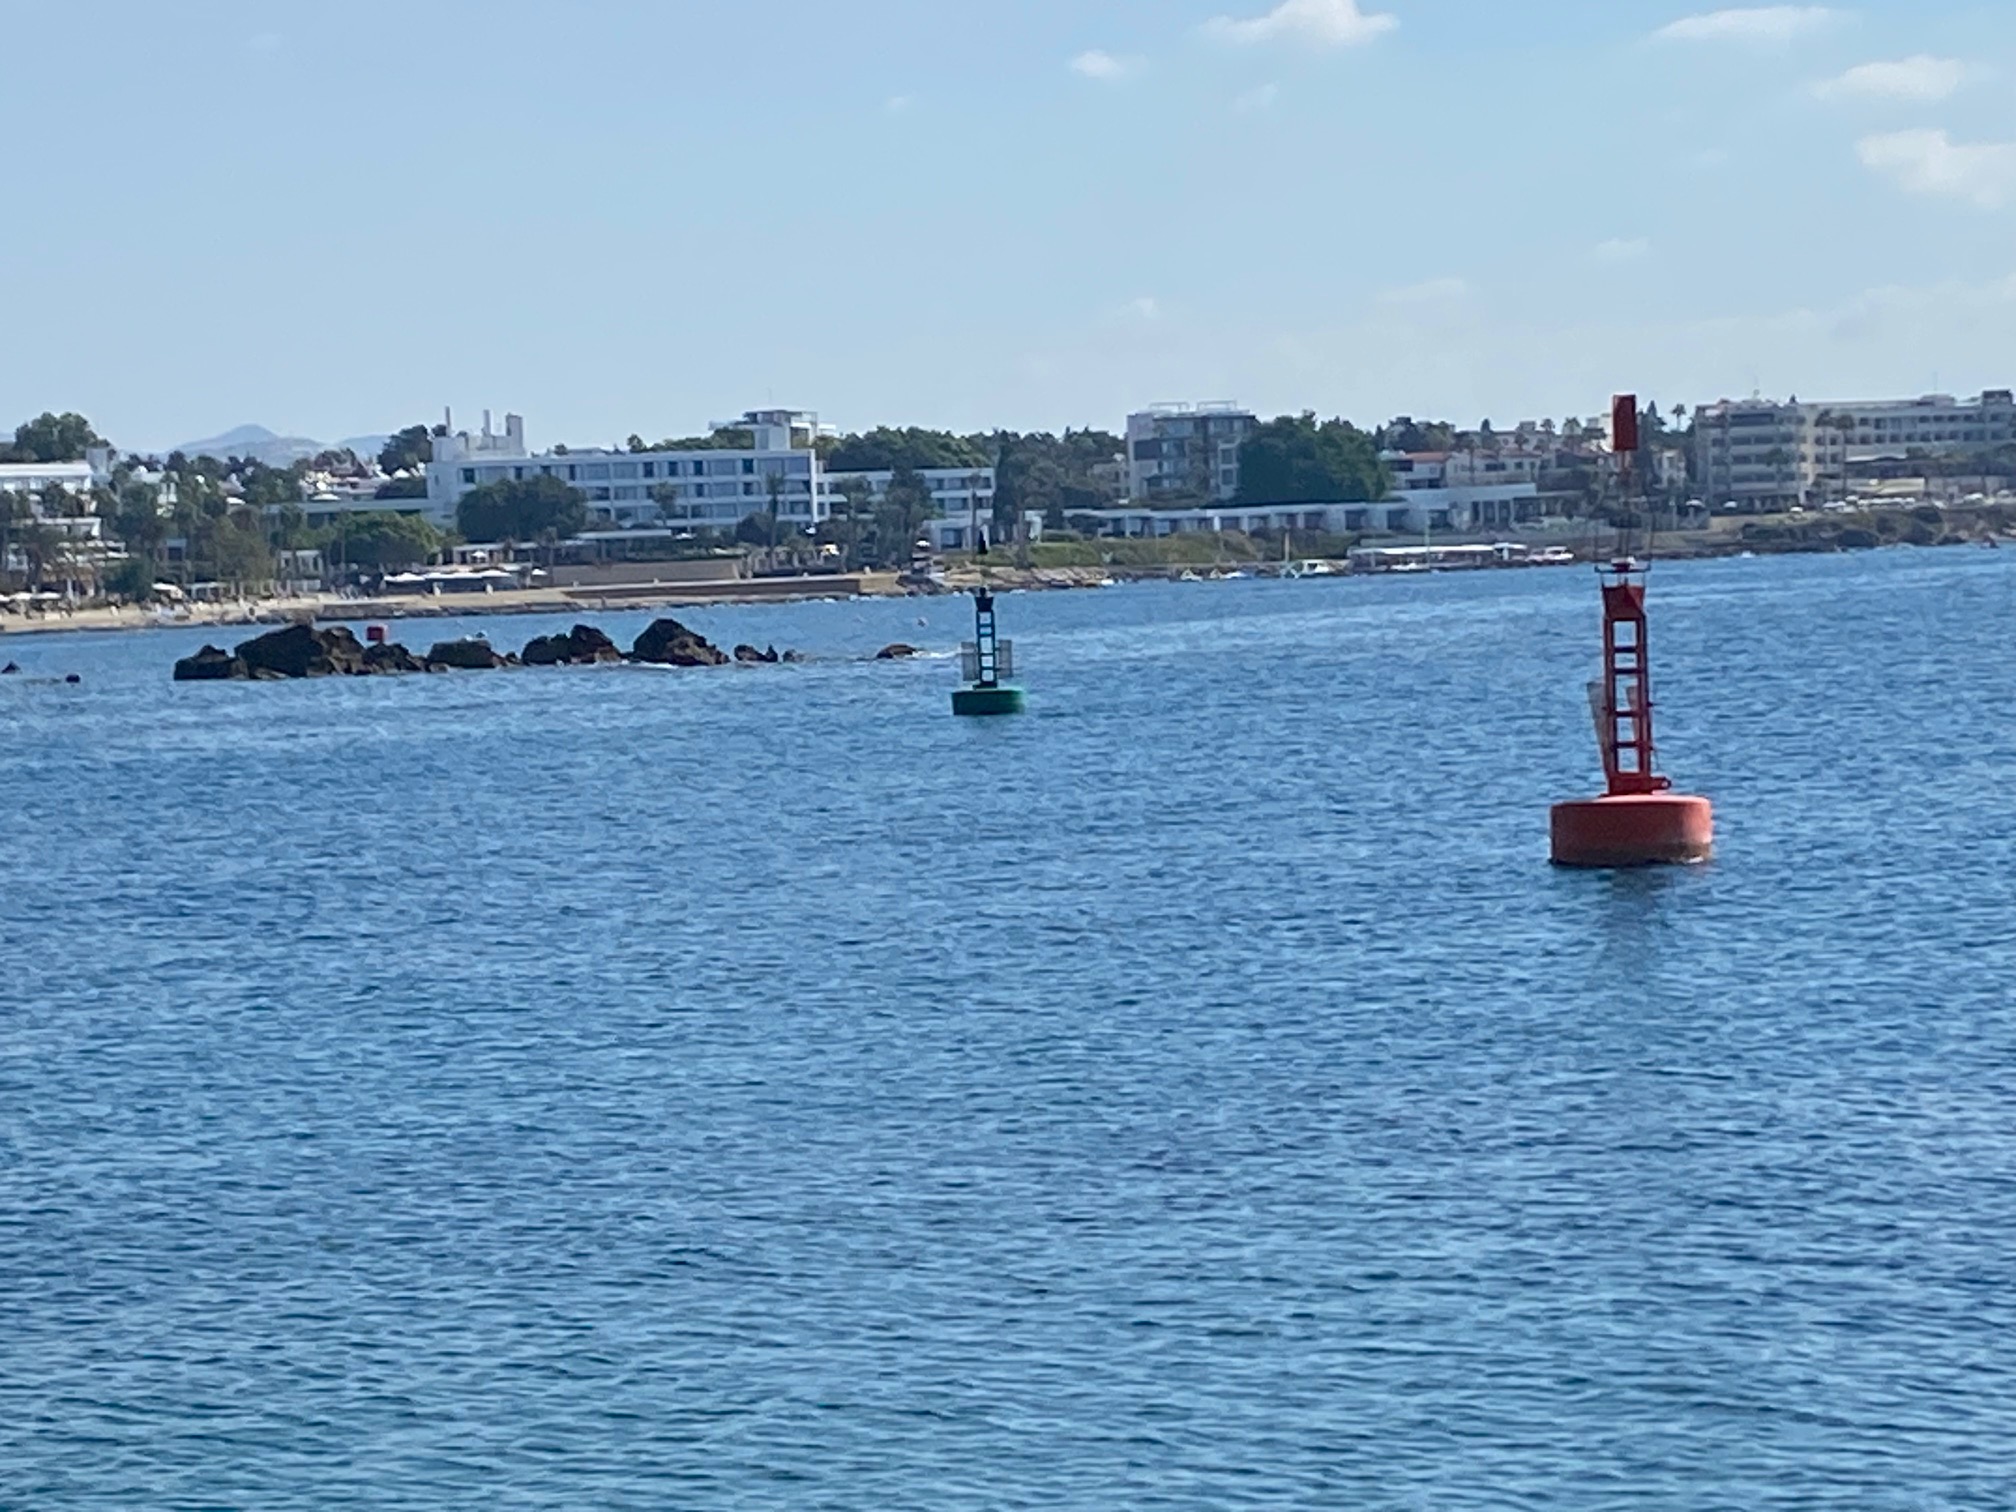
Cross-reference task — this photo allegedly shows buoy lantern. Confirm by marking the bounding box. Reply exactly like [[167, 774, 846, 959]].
[[952, 589, 1026, 716], [1550, 557, 1714, 867]]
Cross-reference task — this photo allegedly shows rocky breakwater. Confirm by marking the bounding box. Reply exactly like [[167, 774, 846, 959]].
[[522, 624, 621, 666], [632, 617, 728, 667], [174, 616, 769, 681]]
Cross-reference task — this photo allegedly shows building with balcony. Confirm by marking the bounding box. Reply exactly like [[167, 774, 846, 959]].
[[1692, 399, 1805, 511], [1799, 391, 2015, 459], [423, 409, 831, 532], [1126, 403, 1258, 503]]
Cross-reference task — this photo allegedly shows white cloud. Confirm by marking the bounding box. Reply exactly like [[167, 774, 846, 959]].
[[1858, 129, 2016, 208], [1594, 238, 1652, 263], [1814, 55, 1965, 103], [1653, 7, 1837, 44], [1070, 49, 1143, 81], [1203, 0, 1398, 48], [1113, 296, 1163, 322], [1379, 276, 1472, 304], [1234, 82, 1281, 113]]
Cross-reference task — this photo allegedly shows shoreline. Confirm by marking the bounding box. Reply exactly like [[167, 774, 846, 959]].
[[2, 534, 2006, 639]]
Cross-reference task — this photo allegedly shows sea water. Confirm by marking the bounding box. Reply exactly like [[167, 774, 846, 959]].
[[3, 550, 2014, 1508]]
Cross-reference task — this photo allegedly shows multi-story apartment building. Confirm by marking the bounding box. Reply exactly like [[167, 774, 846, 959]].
[[1799, 391, 2016, 457], [417, 408, 1004, 544], [1126, 403, 1257, 503], [1695, 389, 2014, 508], [1692, 399, 1805, 511], [425, 409, 830, 532]]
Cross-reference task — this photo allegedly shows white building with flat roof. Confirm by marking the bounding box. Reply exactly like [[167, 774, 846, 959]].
[[425, 409, 830, 532], [1078, 481, 1541, 540], [1696, 389, 2014, 508], [1799, 391, 2015, 456], [419, 409, 1010, 545], [0, 460, 98, 502]]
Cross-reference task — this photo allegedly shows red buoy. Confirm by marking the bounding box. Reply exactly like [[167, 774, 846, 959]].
[[1550, 556, 1714, 868]]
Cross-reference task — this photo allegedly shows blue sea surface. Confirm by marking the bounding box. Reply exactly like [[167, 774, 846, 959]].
[[3, 550, 2014, 1509]]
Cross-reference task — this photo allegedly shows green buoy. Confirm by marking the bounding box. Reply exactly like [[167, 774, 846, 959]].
[[953, 588, 1026, 716]]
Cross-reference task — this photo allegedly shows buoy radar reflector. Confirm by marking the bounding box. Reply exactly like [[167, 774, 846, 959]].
[[952, 588, 1026, 716]]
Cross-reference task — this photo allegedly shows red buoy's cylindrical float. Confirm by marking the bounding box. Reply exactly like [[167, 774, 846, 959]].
[[1551, 792, 1713, 868]]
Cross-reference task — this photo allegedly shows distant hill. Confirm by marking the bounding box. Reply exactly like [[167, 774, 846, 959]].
[[172, 424, 324, 467]]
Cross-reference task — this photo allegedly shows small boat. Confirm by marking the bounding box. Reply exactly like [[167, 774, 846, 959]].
[[1282, 559, 1337, 579]]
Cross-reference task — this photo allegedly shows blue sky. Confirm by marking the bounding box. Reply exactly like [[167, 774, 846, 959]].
[[5, 0, 2015, 451]]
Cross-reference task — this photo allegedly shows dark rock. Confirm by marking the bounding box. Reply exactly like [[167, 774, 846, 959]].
[[237, 622, 367, 679], [361, 641, 425, 674], [631, 617, 727, 667], [251, 667, 288, 682], [0, 662, 18, 675], [524, 623, 622, 666], [425, 638, 507, 671], [63, 674, 80, 685], [173, 644, 248, 681], [733, 643, 781, 664], [876, 643, 920, 660], [781, 650, 806, 663], [1836, 528, 1879, 551]]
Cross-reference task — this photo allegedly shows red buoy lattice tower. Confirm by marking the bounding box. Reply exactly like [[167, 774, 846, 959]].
[[1549, 395, 1715, 868]]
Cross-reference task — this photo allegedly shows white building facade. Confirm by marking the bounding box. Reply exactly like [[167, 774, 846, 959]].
[[1079, 482, 1542, 540], [0, 456, 108, 509], [419, 408, 1011, 544], [1695, 390, 2014, 508], [1799, 391, 2015, 458], [1692, 399, 1805, 511], [425, 409, 830, 532]]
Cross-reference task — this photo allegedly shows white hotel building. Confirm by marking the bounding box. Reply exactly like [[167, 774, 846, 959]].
[[1696, 389, 2015, 508], [419, 409, 999, 545]]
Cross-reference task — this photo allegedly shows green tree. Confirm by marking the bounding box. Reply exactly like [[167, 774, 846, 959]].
[[647, 429, 753, 451], [374, 474, 429, 500], [831, 476, 874, 570], [204, 512, 276, 587], [764, 469, 786, 551], [3, 411, 104, 463], [104, 556, 157, 600], [456, 475, 587, 542], [989, 428, 1123, 534], [378, 425, 434, 476], [237, 461, 302, 507], [828, 427, 989, 472], [1237, 415, 1389, 505], [863, 465, 938, 566], [1378, 417, 1458, 453], [331, 511, 444, 569], [735, 512, 779, 548], [107, 480, 168, 563]]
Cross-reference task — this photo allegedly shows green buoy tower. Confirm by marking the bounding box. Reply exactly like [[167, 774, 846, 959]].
[[952, 588, 1026, 716]]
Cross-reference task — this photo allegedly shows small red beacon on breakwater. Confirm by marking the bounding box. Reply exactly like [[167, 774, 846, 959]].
[[1550, 396, 1714, 868]]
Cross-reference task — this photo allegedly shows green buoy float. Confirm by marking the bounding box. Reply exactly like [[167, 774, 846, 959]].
[[952, 588, 1026, 716]]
